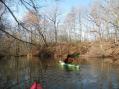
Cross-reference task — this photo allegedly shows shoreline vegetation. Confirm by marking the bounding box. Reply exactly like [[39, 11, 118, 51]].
[[1, 41, 119, 60], [0, 0, 119, 62]]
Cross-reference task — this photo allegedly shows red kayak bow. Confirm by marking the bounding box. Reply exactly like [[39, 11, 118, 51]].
[[30, 81, 43, 89]]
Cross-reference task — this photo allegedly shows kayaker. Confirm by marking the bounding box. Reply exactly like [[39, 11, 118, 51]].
[[64, 54, 74, 64]]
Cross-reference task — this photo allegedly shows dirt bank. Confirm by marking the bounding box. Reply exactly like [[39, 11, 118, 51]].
[[36, 41, 119, 59], [85, 41, 119, 58]]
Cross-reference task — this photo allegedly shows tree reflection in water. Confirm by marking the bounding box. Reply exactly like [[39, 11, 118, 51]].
[[0, 57, 119, 89]]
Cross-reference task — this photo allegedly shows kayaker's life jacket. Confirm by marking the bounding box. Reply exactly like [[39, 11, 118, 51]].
[[64, 57, 73, 63]]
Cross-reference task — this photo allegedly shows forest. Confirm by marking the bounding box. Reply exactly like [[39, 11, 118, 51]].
[[0, 0, 119, 59]]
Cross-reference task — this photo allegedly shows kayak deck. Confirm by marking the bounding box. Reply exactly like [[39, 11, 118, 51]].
[[30, 81, 43, 89]]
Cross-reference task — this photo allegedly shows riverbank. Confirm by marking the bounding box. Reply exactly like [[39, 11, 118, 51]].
[[1, 41, 119, 60], [85, 41, 119, 59], [37, 41, 119, 59]]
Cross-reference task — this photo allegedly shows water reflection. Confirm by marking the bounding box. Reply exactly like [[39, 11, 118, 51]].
[[0, 57, 119, 89]]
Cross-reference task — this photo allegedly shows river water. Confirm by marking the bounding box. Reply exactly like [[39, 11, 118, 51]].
[[0, 57, 119, 89]]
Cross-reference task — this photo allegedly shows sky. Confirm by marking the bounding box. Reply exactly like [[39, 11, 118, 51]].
[[55, 0, 92, 9], [6, 0, 93, 25], [41, 0, 92, 14]]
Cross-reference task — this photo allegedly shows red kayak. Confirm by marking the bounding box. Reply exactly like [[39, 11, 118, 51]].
[[30, 81, 43, 89]]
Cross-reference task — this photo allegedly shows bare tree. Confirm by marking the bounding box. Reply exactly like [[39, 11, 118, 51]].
[[45, 6, 61, 43]]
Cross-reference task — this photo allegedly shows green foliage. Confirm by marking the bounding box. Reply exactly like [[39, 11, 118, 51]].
[[69, 53, 80, 58]]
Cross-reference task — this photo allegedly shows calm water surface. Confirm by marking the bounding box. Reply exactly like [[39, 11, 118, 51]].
[[0, 57, 119, 89]]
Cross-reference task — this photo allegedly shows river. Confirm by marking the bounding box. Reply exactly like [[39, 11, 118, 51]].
[[0, 57, 119, 89]]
